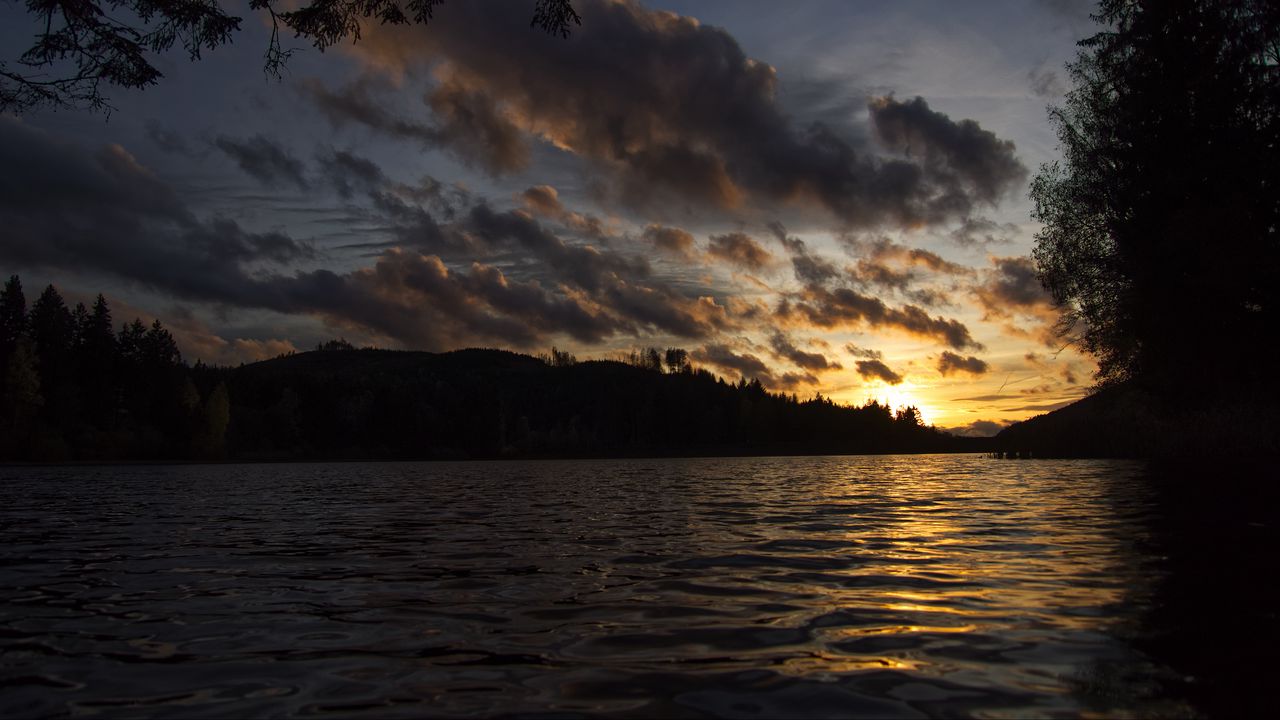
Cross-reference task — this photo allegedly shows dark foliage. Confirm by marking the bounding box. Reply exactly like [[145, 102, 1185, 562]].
[[1031, 0, 1280, 389], [0, 276, 210, 460], [222, 347, 970, 461], [0, 276, 981, 462], [993, 380, 1279, 459], [1, 0, 580, 113]]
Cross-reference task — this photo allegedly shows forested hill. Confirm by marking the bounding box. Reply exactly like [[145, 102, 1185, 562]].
[[993, 382, 1280, 460], [0, 277, 983, 462], [218, 347, 981, 461]]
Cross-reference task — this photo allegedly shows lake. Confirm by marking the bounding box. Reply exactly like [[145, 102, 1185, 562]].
[[0, 455, 1252, 717]]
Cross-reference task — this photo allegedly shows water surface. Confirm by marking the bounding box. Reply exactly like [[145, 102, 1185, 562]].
[[1, 455, 1188, 717]]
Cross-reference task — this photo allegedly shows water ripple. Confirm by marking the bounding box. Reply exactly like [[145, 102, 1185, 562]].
[[0, 455, 1178, 717]]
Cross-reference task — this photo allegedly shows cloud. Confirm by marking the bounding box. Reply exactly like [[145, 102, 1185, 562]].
[[868, 95, 1027, 205], [0, 118, 738, 350], [518, 185, 608, 238], [948, 216, 1016, 247], [691, 343, 771, 379], [780, 285, 982, 350], [213, 135, 310, 190], [316, 147, 387, 199], [769, 332, 841, 371], [973, 255, 1059, 345], [851, 259, 916, 291], [937, 351, 990, 376], [520, 184, 565, 217], [945, 419, 1008, 437], [642, 224, 697, 258], [767, 221, 839, 285], [854, 236, 972, 275], [0, 120, 316, 292], [1027, 66, 1065, 99], [690, 343, 816, 391], [976, 255, 1051, 315], [707, 232, 773, 270], [774, 371, 819, 390], [844, 343, 882, 360], [331, 0, 1025, 228], [855, 359, 904, 385], [301, 77, 438, 144], [426, 79, 530, 175], [60, 289, 299, 366]]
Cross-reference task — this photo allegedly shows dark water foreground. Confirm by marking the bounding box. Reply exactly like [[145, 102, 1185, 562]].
[[0, 456, 1269, 718]]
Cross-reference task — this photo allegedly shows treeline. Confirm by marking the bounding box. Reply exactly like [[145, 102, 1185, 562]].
[[223, 348, 974, 461], [1, 276, 981, 462], [0, 277, 229, 461]]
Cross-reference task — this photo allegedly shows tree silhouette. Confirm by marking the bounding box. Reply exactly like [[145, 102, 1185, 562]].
[[2, 0, 580, 113], [1031, 0, 1279, 389], [0, 276, 982, 462], [0, 275, 26, 371]]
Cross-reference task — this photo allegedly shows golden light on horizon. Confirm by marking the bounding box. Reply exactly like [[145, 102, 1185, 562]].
[[856, 379, 938, 427]]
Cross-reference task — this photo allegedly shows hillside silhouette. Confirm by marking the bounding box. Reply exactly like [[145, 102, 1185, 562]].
[[0, 277, 981, 462], [993, 382, 1279, 459]]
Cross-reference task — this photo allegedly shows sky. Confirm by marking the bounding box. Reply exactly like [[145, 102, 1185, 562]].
[[0, 0, 1101, 434]]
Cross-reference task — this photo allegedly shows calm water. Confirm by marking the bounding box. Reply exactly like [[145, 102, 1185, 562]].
[[0, 456, 1196, 717]]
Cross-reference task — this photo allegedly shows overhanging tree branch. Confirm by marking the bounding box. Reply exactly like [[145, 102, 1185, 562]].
[[1, 0, 580, 113]]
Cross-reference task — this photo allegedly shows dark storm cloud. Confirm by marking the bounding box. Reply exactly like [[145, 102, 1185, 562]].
[[690, 343, 815, 391], [844, 343, 882, 360], [0, 119, 725, 349], [855, 359, 904, 385], [346, 192, 727, 340], [309, 150, 724, 341], [975, 255, 1053, 318], [312, 147, 474, 254], [518, 185, 608, 239], [868, 96, 1027, 205], [855, 237, 971, 276], [851, 259, 916, 291], [301, 78, 438, 144], [0, 118, 315, 295], [707, 232, 772, 270], [315, 147, 387, 199], [691, 344, 771, 379], [466, 203, 649, 292], [302, 76, 529, 177], [773, 371, 819, 391], [937, 351, 990, 376], [642, 224, 697, 258], [426, 80, 530, 175], [339, 0, 1025, 228], [769, 332, 841, 372], [520, 185, 564, 217], [948, 216, 1015, 247], [601, 282, 731, 339], [780, 286, 982, 351], [1027, 66, 1064, 99], [767, 221, 839, 285], [212, 135, 310, 190]]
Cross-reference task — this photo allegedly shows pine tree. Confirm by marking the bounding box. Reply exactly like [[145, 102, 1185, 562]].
[[81, 295, 118, 428], [0, 338, 43, 458], [143, 320, 182, 368], [0, 275, 26, 360]]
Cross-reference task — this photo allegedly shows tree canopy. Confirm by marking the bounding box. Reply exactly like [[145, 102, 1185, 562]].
[[1, 0, 580, 113], [1031, 0, 1279, 389]]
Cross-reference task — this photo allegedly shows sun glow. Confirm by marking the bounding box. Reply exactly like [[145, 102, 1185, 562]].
[[861, 380, 937, 427]]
